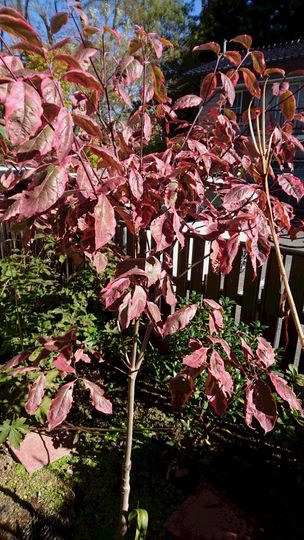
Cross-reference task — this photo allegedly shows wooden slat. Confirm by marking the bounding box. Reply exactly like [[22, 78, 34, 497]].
[[190, 236, 205, 295], [205, 267, 221, 300], [126, 229, 135, 257], [139, 230, 147, 257], [175, 236, 190, 298], [259, 249, 282, 344], [223, 248, 242, 310], [240, 258, 262, 325], [280, 255, 304, 369]]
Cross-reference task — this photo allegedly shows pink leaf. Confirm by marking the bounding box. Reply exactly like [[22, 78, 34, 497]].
[[5, 81, 43, 145], [252, 51, 265, 74], [150, 213, 174, 252], [72, 113, 102, 139], [200, 72, 217, 102], [193, 42, 220, 55], [223, 50, 241, 65], [47, 381, 75, 430], [89, 146, 124, 174], [91, 252, 108, 274], [94, 193, 116, 249], [0, 351, 30, 371], [256, 336, 275, 368], [209, 350, 233, 395], [182, 346, 209, 368], [54, 353, 76, 373], [269, 373, 303, 416], [169, 371, 195, 408], [130, 285, 147, 320], [146, 301, 162, 325], [245, 380, 277, 434], [64, 69, 103, 93], [50, 12, 69, 34], [173, 94, 202, 110], [220, 72, 235, 106], [277, 173, 304, 202], [240, 68, 261, 98], [163, 304, 197, 337], [75, 348, 91, 363], [129, 169, 144, 200], [206, 373, 228, 416], [41, 77, 62, 106], [25, 373, 46, 415], [55, 107, 74, 163], [118, 291, 132, 330], [83, 379, 112, 414], [0, 13, 42, 46], [223, 184, 257, 211], [19, 165, 68, 218], [101, 277, 130, 309], [230, 34, 252, 49], [17, 125, 54, 160]]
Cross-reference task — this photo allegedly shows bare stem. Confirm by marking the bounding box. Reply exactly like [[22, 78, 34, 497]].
[[117, 318, 140, 538]]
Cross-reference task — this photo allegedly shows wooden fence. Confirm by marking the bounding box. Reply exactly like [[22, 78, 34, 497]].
[[1, 222, 304, 369]]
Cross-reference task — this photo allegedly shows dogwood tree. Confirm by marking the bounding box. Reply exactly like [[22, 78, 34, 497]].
[[0, 4, 303, 537]]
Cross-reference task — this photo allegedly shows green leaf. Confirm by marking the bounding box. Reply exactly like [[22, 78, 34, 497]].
[[128, 508, 148, 540], [0, 417, 29, 449]]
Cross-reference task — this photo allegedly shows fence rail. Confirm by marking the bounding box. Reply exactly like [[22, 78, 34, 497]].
[[1, 222, 304, 369]]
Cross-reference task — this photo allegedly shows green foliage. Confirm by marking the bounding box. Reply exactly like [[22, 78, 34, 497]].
[[0, 239, 115, 359], [0, 417, 29, 448], [128, 508, 148, 540]]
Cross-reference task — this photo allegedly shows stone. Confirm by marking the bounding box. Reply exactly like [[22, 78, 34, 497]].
[[165, 482, 261, 540], [10, 431, 73, 474]]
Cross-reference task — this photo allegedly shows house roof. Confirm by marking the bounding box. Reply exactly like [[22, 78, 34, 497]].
[[185, 38, 304, 78]]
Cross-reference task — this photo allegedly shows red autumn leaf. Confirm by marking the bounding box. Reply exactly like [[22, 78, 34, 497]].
[[91, 252, 108, 274], [269, 373, 303, 416], [72, 113, 102, 139], [240, 68, 261, 98], [55, 107, 74, 163], [74, 348, 91, 364], [5, 81, 43, 145], [118, 291, 132, 330], [209, 350, 233, 395], [25, 373, 46, 415], [0, 352, 30, 371], [223, 50, 241, 65], [53, 54, 81, 69], [103, 24, 122, 41], [251, 51, 265, 74], [277, 173, 304, 202], [83, 379, 112, 414], [12, 41, 46, 58], [169, 371, 195, 408], [230, 34, 252, 49], [200, 72, 217, 102], [50, 12, 69, 34], [203, 299, 222, 311], [220, 72, 235, 106], [19, 165, 68, 218], [89, 146, 124, 174], [129, 169, 144, 199], [264, 67, 285, 77], [272, 81, 289, 96], [163, 304, 197, 337], [245, 379, 277, 434], [146, 301, 162, 325], [47, 381, 75, 430], [205, 373, 228, 416], [173, 94, 202, 110], [53, 353, 76, 374], [101, 277, 130, 309], [182, 346, 209, 368], [223, 184, 257, 211], [193, 42, 220, 55], [0, 13, 42, 47], [280, 90, 296, 121], [256, 336, 276, 368], [150, 213, 174, 252], [64, 69, 103, 93], [41, 77, 62, 106], [94, 193, 116, 249], [129, 285, 147, 320], [17, 125, 54, 160], [211, 234, 240, 275]]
